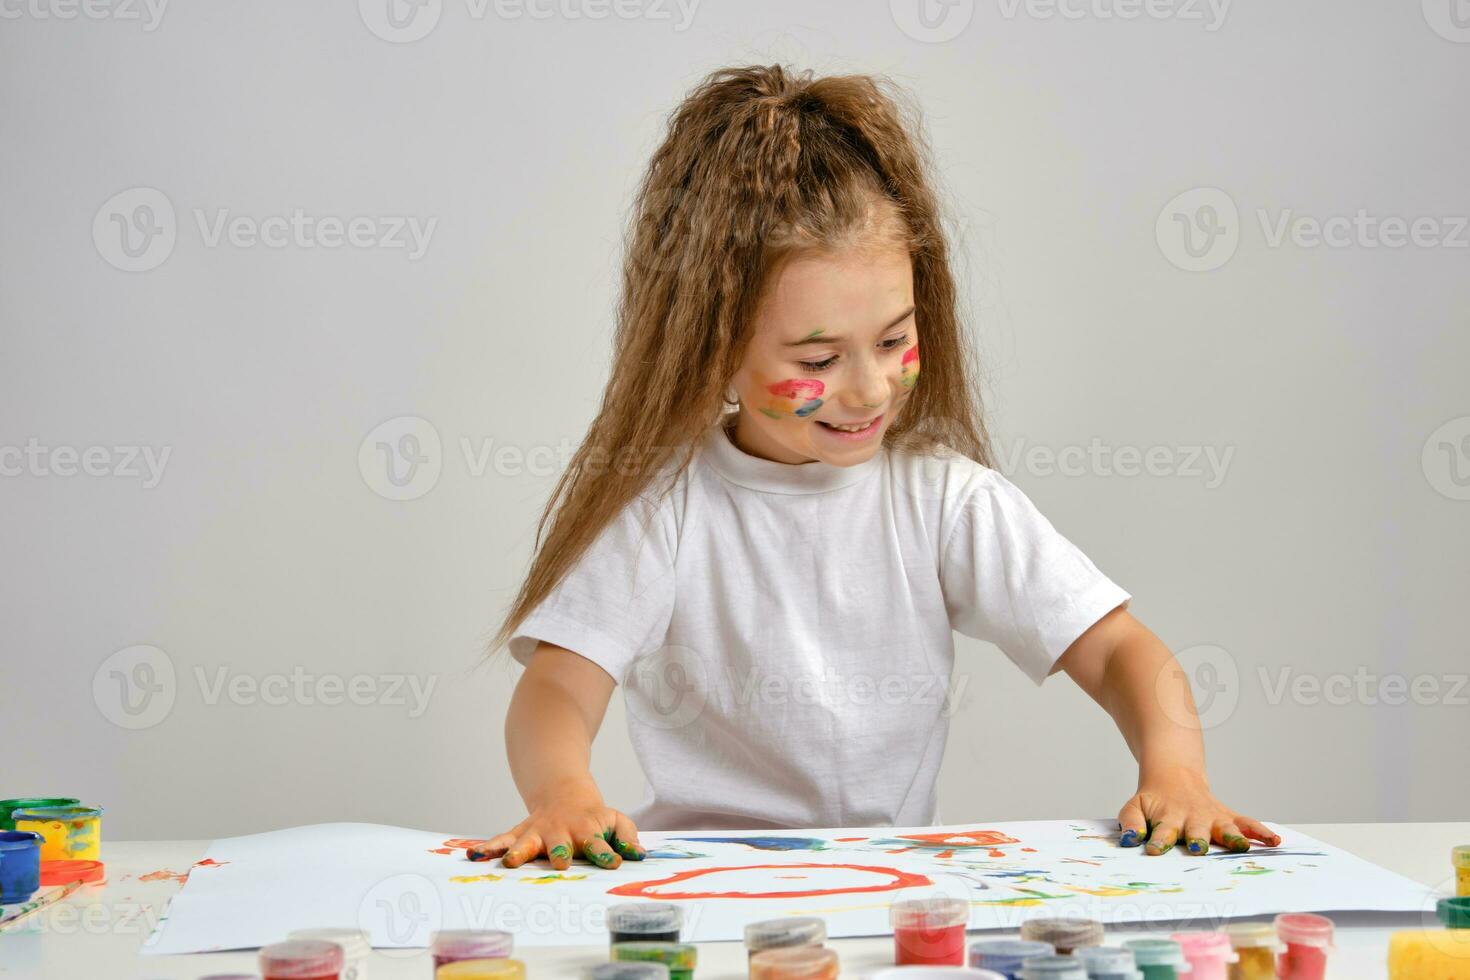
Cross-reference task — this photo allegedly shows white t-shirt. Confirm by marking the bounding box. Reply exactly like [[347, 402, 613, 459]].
[[508, 414, 1130, 831]]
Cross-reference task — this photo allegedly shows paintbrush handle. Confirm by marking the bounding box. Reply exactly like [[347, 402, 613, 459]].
[[0, 880, 83, 931]]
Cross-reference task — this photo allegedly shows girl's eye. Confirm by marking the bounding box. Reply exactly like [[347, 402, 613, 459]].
[[798, 336, 909, 373]]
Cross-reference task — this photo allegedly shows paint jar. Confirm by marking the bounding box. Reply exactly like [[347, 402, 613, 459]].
[[744, 916, 827, 960], [590, 964, 671, 980], [610, 941, 697, 980], [259, 939, 345, 980], [1020, 916, 1105, 955], [607, 902, 683, 945], [748, 944, 840, 980], [1273, 912, 1333, 980], [288, 928, 371, 980], [435, 960, 525, 980], [1221, 922, 1278, 980], [0, 799, 80, 832], [1073, 945, 1143, 980], [1018, 954, 1090, 979], [1455, 845, 1470, 897], [430, 930, 514, 969], [1121, 938, 1188, 980], [0, 831, 44, 904], [969, 938, 1055, 977], [869, 969, 1006, 980], [11, 805, 104, 861], [1170, 931, 1236, 980], [1437, 897, 1470, 929], [890, 896, 970, 965]]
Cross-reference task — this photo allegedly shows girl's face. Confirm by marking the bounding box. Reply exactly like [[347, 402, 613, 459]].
[[728, 245, 920, 466]]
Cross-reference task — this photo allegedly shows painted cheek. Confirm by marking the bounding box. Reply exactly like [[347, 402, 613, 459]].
[[900, 345, 921, 390], [760, 378, 825, 419]]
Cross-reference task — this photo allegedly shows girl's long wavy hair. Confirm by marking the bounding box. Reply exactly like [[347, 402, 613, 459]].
[[489, 64, 992, 657]]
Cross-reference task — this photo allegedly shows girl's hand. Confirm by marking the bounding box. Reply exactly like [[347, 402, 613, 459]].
[[471, 783, 648, 871], [1117, 766, 1281, 856]]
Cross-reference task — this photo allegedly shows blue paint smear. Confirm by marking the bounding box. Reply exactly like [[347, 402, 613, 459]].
[[669, 836, 827, 852]]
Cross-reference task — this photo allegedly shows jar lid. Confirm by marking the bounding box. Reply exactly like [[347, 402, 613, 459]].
[[39, 859, 105, 885], [744, 916, 827, 951], [1020, 916, 1105, 949], [257, 939, 345, 979], [436, 959, 526, 980], [1171, 931, 1237, 962], [1222, 922, 1279, 949], [1073, 945, 1138, 971], [431, 929, 515, 960], [1018, 953, 1089, 979], [1122, 938, 1186, 967], [969, 939, 1055, 971], [611, 942, 697, 969], [890, 896, 970, 929], [1274, 912, 1335, 948], [749, 945, 840, 980], [590, 964, 671, 980], [608, 902, 683, 934], [1438, 897, 1470, 929], [287, 927, 371, 957]]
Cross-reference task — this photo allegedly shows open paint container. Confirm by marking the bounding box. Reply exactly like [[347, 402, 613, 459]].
[[0, 798, 81, 832], [0, 831, 45, 903], [10, 805, 104, 861]]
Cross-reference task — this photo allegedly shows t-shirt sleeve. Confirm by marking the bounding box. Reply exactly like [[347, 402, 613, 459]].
[[939, 464, 1130, 685], [505, 489, 677, 683]]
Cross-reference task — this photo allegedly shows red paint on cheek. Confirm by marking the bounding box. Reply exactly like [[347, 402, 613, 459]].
[[767, 378, 825, 399], [902, 346, 919, 367]]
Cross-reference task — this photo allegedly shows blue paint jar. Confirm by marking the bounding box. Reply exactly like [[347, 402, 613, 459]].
[[0, 830, 44, 904]]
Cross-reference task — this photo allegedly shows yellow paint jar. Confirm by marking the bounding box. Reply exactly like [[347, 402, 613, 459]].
[[436, 959, 525, 980], [12, 805, 103, 861], [1454, 845, 1470, 897]]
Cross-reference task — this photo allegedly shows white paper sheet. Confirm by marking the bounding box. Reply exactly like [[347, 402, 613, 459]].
[[142, 820, 1439, 954]]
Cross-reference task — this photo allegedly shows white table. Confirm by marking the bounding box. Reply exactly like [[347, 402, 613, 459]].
[[0, 823, 1463, 978]]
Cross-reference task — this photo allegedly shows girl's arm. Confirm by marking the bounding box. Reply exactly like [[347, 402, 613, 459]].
[[1054, 607, 1282, 856], [481, 642, 648, 871]]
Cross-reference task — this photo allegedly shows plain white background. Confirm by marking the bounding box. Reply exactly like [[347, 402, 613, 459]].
[[1, 1, 1466, 840]]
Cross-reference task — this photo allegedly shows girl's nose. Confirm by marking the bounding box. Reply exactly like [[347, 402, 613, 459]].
[[845, 355, 892, 410]]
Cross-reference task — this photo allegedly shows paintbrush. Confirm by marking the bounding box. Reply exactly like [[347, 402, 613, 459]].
[[0, 879, 84, 932]]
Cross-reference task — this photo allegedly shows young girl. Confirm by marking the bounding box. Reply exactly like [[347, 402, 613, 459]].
[[481, 65, 1279, 873]]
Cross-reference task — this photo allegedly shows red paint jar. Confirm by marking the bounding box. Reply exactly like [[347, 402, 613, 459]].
[[889, 896, 969, 966], [259, 939, 344, 980], [1273, 913, 1334, 980]]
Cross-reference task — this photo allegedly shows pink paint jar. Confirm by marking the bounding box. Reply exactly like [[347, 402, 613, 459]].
[[430, 930, 514, 969], [890, 896, 970, 966], [1170, 931, 1237, 980], [1273, 913, 1333, 980], [259, 939, 344, 980]]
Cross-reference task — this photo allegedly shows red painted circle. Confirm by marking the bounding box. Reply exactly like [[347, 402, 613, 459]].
[[607, 862, 932, 900]]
